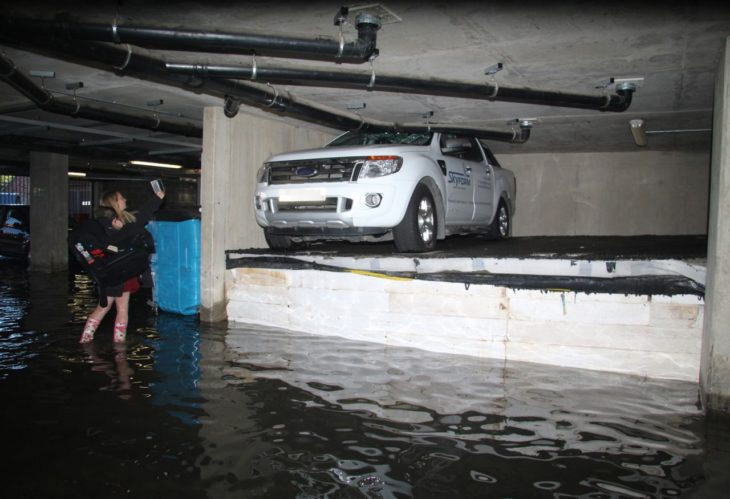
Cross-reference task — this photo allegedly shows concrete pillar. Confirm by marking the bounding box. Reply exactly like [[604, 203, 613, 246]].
[[29, 151, 68, 272], [701, 37, 730, 414], [200, 108, 232, 323], [199, 108, 334, 322]]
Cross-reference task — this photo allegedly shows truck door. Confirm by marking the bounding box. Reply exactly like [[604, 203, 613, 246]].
[[439, 134, 475, 224], [471, 139, 495, 223]]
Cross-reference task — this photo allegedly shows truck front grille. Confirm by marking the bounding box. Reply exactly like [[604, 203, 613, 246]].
[[268, 157, 363, 184]]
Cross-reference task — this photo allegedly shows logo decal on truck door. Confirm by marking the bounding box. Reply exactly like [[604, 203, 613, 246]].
[[447, 171, 471, 187]]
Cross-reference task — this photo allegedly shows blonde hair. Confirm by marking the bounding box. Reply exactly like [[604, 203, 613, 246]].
[[100, 191, 136, 225]]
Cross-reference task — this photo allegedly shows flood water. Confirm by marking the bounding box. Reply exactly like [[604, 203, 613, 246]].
[[1, 258, 729, 498]]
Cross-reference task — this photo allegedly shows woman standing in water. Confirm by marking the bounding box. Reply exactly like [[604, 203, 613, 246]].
[[79, 187, 164, 343]]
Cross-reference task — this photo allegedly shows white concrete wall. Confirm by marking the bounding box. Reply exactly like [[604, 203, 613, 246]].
[[498, 150, 710, 236], [227, 267, 704, 381]]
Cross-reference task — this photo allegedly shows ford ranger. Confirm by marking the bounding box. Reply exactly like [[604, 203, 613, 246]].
[[254, 130, 516, 252]]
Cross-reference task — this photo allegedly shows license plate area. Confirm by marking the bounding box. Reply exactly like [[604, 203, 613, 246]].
[[278, 188, 326, 203]]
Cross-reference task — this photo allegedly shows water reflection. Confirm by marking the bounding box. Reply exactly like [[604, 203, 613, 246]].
[[148, 313, 202, 426], [81, 342, 134, 399], [1, 260, 729, 497]]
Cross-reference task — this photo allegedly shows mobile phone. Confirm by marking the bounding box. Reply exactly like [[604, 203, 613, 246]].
[[151, 179, 165, 194]]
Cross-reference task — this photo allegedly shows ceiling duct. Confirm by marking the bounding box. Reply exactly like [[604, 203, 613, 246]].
[[0, 37, 531, 143], [0, 52, 202, 138], [0, 13, 381, 64], [166, 62, 635, 112]]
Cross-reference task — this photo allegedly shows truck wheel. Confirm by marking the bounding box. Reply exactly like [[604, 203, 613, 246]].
[[487, 200, 510, 240], [264, 230, 295, 250], [393, 185, 437, 252]]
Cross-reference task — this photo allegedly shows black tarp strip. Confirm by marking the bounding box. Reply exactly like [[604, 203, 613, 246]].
[[226, 255, 704, 297]]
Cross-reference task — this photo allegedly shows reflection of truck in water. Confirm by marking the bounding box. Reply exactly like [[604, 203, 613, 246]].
[[254, 131, 516, 252]]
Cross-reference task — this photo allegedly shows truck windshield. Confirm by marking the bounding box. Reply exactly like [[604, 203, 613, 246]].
[[327, 131, 433, 147]]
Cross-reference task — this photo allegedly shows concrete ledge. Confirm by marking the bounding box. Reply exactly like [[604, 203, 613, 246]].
[[226, 254, 705, 382]]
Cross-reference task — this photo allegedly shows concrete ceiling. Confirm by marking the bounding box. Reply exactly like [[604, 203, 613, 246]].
[[1, 1, 729, 175]]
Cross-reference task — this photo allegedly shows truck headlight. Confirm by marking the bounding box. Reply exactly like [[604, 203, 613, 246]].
[[358, 156, 403, 179], [256, 164, 270, 184]]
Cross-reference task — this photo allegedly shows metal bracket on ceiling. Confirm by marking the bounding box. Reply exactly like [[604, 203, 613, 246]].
[[29, 70, 55, 90], [335, 19, 346, 63], [113, 44, 133, 71], [367, 55, 376, 90], [265, 83, 280, 108], [65, 81, 83, 114], [346, 102, 366, 111], [485, 62, 503, 76], [516, 118, 536, 128], [146, 99, 163, 126], [423, 110, 434, 132], [485, 62, 503, 99]]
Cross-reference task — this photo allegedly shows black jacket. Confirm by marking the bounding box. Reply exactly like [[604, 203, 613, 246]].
[[97, 195, 163, 244]]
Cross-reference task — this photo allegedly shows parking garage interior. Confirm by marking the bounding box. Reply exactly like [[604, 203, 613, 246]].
[[1, 2, 730, 496]]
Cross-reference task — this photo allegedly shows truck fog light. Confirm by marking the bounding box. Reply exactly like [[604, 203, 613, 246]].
[[255, 195, 263, 210], [364, 193, 382, 208]]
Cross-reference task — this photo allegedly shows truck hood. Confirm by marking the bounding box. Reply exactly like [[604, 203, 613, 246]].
[[266, 144, 430, 163]]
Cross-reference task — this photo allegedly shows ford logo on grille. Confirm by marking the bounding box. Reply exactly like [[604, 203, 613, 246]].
[[295, 166, 318, 177]]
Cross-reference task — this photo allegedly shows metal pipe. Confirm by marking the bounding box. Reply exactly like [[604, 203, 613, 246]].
[[0, 52, 202, 138], [0, 13, 381, 64], [1, 37, 529, 143], [166, 62, 634, 112]]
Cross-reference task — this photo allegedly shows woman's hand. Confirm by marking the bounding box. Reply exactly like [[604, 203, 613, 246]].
[[112, 217, 123, 230], [155, 190, 166, 200]]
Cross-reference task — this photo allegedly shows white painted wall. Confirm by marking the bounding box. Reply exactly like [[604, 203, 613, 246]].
[[227, 267, 704, 381], [498, 150, 710, 236]]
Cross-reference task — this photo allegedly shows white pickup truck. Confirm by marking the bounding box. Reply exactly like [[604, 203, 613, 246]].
[[254, 130, 516, 252]]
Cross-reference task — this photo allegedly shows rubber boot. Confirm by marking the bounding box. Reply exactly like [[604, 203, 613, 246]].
[[79, 317, 100, 343], [113, 321, 128, 343]]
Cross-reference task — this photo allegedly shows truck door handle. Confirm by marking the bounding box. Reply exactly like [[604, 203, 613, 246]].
[[465, 166, 472, 173]]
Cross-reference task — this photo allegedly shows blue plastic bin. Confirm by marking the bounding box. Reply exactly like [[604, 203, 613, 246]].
[[147, 219, 200, 315]]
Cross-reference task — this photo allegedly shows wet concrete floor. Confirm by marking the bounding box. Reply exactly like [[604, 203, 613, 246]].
[[1, 255, 729, 498]]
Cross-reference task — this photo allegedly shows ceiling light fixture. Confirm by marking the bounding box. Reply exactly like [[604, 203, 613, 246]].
[[629, 119, 647, 147], [629, 119, 711, 147], [128, 160, 183, 169], [68, 171, 86, 177]]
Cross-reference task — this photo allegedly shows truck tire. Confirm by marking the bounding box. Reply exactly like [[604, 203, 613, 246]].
[[393, 184, 437, 252], [264, 229, 295, 250], [486, 200, 510, 240]]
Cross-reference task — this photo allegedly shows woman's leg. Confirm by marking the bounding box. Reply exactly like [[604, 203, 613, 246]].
[[113, 291, 131, 343], [80, 298, 115, 343]]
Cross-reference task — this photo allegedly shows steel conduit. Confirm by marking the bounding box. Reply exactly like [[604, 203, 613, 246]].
[[0, 14, 381, 64], [0, 52, 202, 138], [165, 63, 633, 112], [0, 37, 530, 143]]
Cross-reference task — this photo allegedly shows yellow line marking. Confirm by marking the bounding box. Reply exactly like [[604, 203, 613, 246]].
[[350, 270, 414, 281]]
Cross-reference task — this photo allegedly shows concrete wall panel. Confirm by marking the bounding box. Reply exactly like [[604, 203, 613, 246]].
[[500, 150, 710, 236], [227, 267, 704, 381]]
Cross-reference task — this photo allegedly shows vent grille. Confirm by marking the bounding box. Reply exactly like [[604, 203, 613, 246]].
[[268, 157, 363, 184]]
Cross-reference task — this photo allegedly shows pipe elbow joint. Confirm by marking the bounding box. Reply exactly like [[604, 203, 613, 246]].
[[352, 14, 381, 61], [515, 126, 531, 143], [606, 86, 635, 112]]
